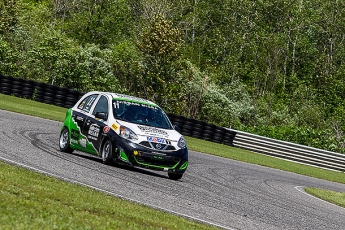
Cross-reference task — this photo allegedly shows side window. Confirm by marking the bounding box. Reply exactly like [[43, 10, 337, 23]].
[[113, 100, 125, 118], [77, 94, 99, 113], [92, 95, 109, 119]]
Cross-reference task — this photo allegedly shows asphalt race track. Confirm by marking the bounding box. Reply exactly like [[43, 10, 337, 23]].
[[1, 109, 345, 230]]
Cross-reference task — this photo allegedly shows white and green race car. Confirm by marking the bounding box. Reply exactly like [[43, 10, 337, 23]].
[[59, 91, 188, 180]]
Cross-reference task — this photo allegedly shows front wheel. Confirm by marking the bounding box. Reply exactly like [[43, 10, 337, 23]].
[[168, 173, 183, 180], [101, 139, 114, 165], [59, 127, 74, 153]]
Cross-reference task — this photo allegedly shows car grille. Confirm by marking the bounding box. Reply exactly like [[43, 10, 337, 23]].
[[139, 141, 176, 150]]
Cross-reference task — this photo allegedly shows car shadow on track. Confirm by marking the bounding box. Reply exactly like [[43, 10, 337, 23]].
[[71, 151, 169, 180]]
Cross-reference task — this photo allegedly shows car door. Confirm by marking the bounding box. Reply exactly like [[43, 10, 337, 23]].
[[82, 94, 110, 151], [71, 93, 99, 150]]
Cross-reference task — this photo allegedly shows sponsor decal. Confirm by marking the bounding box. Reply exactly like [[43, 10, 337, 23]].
[[114, 94, 154, 104], [76, 116, 84, 121], [138, 125, 168, 136], [78, 101, 86, 110], [147, 136, 166, 144], [87, 135, 97, 141], [153, 155, 163, 160], [103, 126, 110, 133], [112, 123, 119, 131], [80, 138, 87, 148], [71, 129, 79, 140], [156, 143, 162, 149], [88, 124, 100, 138], [113, 100, 156, 109], [70, 139, 78, 144]]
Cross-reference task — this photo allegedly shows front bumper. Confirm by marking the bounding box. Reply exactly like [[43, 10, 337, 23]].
[[114, 137, 188, 173]]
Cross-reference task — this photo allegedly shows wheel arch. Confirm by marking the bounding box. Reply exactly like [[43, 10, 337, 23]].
[[98, 135, 116, 157]]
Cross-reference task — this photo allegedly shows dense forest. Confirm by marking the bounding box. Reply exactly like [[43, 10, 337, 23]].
[[1, 0, 345, 153]]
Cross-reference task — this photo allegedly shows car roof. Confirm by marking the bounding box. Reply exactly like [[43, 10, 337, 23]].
[[99, 92, 158, 107]]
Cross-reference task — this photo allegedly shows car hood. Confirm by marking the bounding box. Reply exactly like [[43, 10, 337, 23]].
[[117, 120, 182, 141]]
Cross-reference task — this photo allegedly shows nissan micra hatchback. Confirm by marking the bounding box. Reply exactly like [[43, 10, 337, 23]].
[[59, 91, 188, 180]]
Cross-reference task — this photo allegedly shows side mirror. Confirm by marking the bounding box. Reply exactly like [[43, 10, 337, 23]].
[[95, 112, 107, 120], [173, 124, 181, 132]]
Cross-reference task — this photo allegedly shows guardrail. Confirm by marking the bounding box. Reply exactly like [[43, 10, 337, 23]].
[[231, 129, 345, 172]]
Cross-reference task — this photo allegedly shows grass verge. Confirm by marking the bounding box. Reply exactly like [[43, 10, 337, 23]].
[[305, 187, 345, 208], [0, 161, 218, 230], [0, 94, 67, 121], [0, 93, 345, 228]]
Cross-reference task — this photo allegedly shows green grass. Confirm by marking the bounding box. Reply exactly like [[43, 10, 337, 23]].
[[0, 161, 218, 230], [305, 187, 345, 208], [0, 94, 67, 121], [1, 93, 345, 228]]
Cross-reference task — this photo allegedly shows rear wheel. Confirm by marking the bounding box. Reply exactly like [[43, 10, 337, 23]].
[[59, 128, 74, 153], [101, 139, 114, 165], [168, 173, 183, 180]]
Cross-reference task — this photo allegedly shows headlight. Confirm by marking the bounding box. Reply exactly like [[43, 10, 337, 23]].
[[120, 126, 138, 140], [177, 136, 186, 149]]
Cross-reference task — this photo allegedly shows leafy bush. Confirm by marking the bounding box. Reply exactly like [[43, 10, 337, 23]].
[[0, 0, 19, 35], [54, 44, 124, 93], [0, 38, 18, 75], [200, 80, 256, 129], [110, 41, 144, 95], [176, 60, 206, 117]]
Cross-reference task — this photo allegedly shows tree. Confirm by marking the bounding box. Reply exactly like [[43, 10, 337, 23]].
[[53, 0, 133, 47], [0, 0, 18, 35], [54, 44, 124, 93], [137, 15, 184, 111]]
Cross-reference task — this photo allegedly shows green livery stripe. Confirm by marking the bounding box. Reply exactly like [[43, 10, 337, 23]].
[[179, 161, 188, 170], [120, 150, 129, 162], [64, 109, 97, 155]]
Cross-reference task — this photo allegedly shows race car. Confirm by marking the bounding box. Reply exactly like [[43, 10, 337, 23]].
[[59, 91, 188, 180]]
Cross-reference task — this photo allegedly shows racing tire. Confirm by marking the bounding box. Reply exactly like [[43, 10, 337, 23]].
[[181, 130, 192, 136], [182, 124, 194, 132], [0, 87, 11, 95], [223, 139, 234, 146], [59, 128, 74, 153], [192, 132, 203, 139], [1, 82, 11, 88], [212, 137, 223, 144], [101, 139, 114, 165], [203, 133, 213, 140], [168, 173, 183, 180]]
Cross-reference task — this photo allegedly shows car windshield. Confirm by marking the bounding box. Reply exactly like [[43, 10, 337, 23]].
[[113, 100, 172, 129]]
